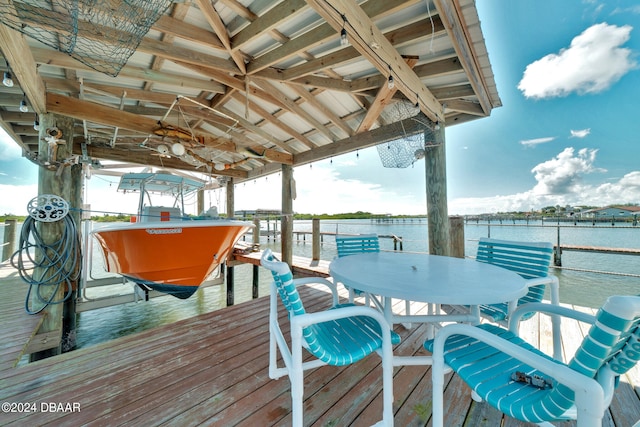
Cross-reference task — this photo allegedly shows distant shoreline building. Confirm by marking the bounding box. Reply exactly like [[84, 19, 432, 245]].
[[580, 205, 640, 219]]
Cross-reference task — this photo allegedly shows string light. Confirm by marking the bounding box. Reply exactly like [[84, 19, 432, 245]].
[[33, 114, 39, 131], [340, 14, 348, 46], [331, 5, 443, 125], [19, 93, 28, 112], [3, 70, 13, 87], [387, 64, 394, 89]]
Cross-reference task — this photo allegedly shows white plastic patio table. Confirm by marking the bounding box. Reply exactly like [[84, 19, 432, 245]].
[[329, 252, 528, 365]]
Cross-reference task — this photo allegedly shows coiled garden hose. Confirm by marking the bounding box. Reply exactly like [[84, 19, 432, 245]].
[[10, 195, 81, 314]]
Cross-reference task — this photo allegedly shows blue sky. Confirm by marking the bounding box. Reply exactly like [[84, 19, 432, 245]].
[[2, 0, 640, 216]]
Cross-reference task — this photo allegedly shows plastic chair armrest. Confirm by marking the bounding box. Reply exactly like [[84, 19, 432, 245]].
[[432, 323, 605, 425], [508, 302, 596, 333], [292, 277, 338, 306], [523, 275, 560, 305]]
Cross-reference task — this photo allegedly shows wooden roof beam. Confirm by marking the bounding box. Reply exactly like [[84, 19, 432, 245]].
[[356, 56, 419, 134], [0, 13, 46, 113], [32, 48, 226, 94], [280, 17, 444, 82], [433, 0, 492, 115], [444, 99, 484, 116], [306, 0, 443, 123], [287, 84, 353, 138], [215, 106, 299, 154], [46, 93, 292, 165], [153, 15, 225, 50], [247, 0, 418, 74], [251, 77, 338, 142], [231, 92, 317, 149], [231, 0, 307, 50], [195, 0, 247, 75], [293, 112, 431, 167]]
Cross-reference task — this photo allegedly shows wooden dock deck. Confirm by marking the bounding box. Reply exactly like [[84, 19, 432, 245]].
[[1, 260, 640, 426], [0, 261, 52, 372]]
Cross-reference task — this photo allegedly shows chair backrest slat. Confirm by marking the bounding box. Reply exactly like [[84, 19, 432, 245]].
[[476, 238, 554, 307], [336, 234, 380, 257], [476, 238, 553, 280], [476, 238, 553, 279], [261, 249, 306, 316]]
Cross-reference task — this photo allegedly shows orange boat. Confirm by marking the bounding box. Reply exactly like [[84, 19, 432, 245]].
[[92, 171, 252, 299]]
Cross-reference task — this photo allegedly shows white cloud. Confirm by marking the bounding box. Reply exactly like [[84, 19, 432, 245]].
[[518, 23, 636, 99], [570, 128, 591, 138], [531, 147, 604, 195], [520, 137, 555, 147]]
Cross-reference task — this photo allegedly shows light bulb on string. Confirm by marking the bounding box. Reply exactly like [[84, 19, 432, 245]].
[[387, 75, 394, 90], [3, 70, 13, 87], [19, 94, 28, 113], [340, 28, 348, 46], [340, 14, 348, 46], [33, 114, 39, 131]]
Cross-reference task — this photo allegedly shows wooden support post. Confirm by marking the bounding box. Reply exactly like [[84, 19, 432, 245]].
[[226, 178, 234, 218], [197, 188, 204, 216], [424, 122, 450, 256], [226, 265, 234, 306], [554, 224, 562, 266], [252, 264, 259, 299], [312, 218, 320, 261], [449, 216, 464, 258], [2, 219, 16, 262], [281, 164, 293, 266], [32, 114, 81, 360], [253, 217, 260, 246]]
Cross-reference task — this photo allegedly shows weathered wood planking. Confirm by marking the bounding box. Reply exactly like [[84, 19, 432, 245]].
[[0, 263, 47, 371]]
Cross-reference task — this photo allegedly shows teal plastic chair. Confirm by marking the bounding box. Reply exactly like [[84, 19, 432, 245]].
[[261, 249, 399, 426], [474, 238, 559, 323], [444, 238, 562, 357], [426, 295, 640, 427], [335, 234, 380, 305]]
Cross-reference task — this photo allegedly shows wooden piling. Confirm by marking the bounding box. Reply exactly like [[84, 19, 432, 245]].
[[281, 164, 293, 265], [449, 216, 464, 258], [2, 219, 16, 262], [312, 218, 320, 261], [32, 114, 81, 360], [424, 122, 450, 256]]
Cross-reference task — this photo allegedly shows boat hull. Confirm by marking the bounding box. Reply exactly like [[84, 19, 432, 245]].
[[92, 220, 252, 298]]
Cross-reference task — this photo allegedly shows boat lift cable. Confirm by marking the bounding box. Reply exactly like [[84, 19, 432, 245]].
[[10, 195, 81, 314]]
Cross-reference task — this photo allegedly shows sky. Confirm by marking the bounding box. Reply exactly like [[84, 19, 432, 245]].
[[1, 0, 640, 216]]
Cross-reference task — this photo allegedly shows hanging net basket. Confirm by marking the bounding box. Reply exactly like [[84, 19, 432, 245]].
[[0, 0, 173, 77], [376, 102, 437, 168]]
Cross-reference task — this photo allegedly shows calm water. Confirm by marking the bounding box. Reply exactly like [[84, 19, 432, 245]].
[[75, 218, 640, 348]]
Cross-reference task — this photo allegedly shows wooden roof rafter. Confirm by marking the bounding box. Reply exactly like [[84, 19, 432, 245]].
[[306, 0, 444, 124], [356, 56, 419, 134], [195, 0, 248, 75]]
